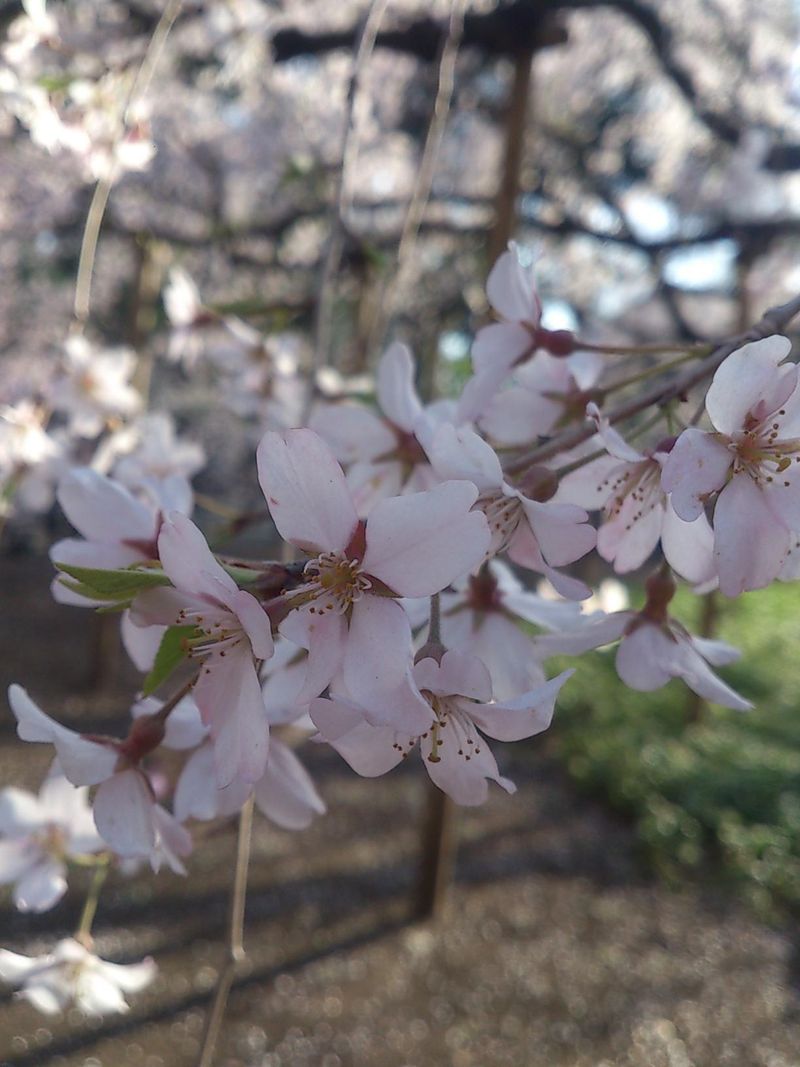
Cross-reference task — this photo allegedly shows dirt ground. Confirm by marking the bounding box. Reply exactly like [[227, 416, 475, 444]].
[[2, 558, 800, 1067]]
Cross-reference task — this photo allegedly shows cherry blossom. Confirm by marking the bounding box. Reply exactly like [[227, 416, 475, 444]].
[[661, 336, 800, 595], [429, 423, 595, 599], [49, 467, 188, 608], [131, 511, 274, 788], [535, 573, 751, 710], [0, 939, 156, 1016], [309, 342, 445, 515], [457, 244, 583, 423], [8, 686, 192, 871], [312, 650, 573, 806], [52, 335, 141, 439], [558, 403, 716, 581], [257, 428, 490, 730], [99, 412, 206, 499], [0, 771, 103, 912], [0, 400, 64, 516], [479, 349, 602, 447], [421, 560, 582, 701]]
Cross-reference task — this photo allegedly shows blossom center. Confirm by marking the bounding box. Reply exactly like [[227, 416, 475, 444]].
[[301, 552, 371, 615]]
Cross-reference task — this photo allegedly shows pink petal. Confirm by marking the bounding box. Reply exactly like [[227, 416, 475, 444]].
[[225, 587, 274, 660], [174, 743, 218, 822], [660, 428, 732, 521], [14, 858, 67, 913], [343, 598, 432, 733], [347, 460, 404, 517], [505, 523, 592, 599], [311, 700, 409, 777], [485, 247, 540, 324], [535, 613, 629, 657], [57, 468, 156, 544], [194, 644, 269, 788], [280, 606, 347, 704], [158, 511, 236, 599], [585, 402, 645, 463], [413, 649, 493, 703], [670, 637, 751, 711], [376, 342, 423, 433], [309, 403, 395, 463], [362, 481, 489, 597], [713, 476, 790, 595], [479, 381, 562, 445], [93, 770, 156, 856], [0, 840, 37, 884], [468, 669, 573, 741], [257, 428, 358, 554], [121, 613, 165, 671], [597, 496, 664, 573], [520, 498, 596, 567], [8, 686, 117, 786], [254, 739, 325, 830], [471, 321, 533, 373], [428, 424, 504, 491], [705, 335, 793, 435], [441, 610, 547, 702], [615, 625, 674, 690], [661, 501, 716, 585]]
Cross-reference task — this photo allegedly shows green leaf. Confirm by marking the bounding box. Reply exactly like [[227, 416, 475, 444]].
[[142, 626, 198, 696], [56, 563, 172, 601]]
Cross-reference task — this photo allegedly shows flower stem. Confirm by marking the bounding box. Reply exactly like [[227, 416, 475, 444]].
[[75, 859, 110, 947]]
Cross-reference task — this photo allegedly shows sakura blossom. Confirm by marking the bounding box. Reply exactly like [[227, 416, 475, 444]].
[[49, 467, 188, 607], [662, 335, 800, 595], [52, 335, 141, 439], [257, 427, 490, 729], [535, 573, 751, 710], [457, 243, 587, 424], [8, 686, 192, 871], [429, 423, 595, 599], [0, 771, 103, 913], [557, 403, 717, 581], [427, 560, 582, 701], [130, 511, 274, 788], [312, 649, 573, 806], [0, 939, 156, 1016], [310, 342, 445, 515]]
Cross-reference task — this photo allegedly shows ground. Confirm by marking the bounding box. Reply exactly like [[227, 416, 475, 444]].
[[2, 558, 800, 1067]]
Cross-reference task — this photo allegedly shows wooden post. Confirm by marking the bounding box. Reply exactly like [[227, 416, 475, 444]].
[[416, 784, 457, 921], [488, 49, 534, 264]]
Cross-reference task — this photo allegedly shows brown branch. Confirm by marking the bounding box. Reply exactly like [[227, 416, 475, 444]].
[[507, 291, 800, 471]]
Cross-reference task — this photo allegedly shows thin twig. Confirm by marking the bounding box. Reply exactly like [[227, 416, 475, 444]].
[[72, 0, 183, 326], [304, 0, 389, 420], [367, 0, 466, 353], [506, 292, 800, 474], [197, 794, 255, 1067]]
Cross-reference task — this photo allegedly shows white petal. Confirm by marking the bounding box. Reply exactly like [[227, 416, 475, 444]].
[[362, 481, 489, 597], [93, 770, 156, 857], [257, 428, 358, 554], [254, 739, 325, 830], [376, 342, 424, 433]]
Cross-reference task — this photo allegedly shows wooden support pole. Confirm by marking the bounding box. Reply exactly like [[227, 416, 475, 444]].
[[416, 784, 457, 921], [488, 49, 533, 264]]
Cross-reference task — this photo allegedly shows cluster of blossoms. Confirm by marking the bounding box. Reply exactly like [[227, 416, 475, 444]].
[[1, 1, 155, 183], [3, 239, 796, 1020]]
